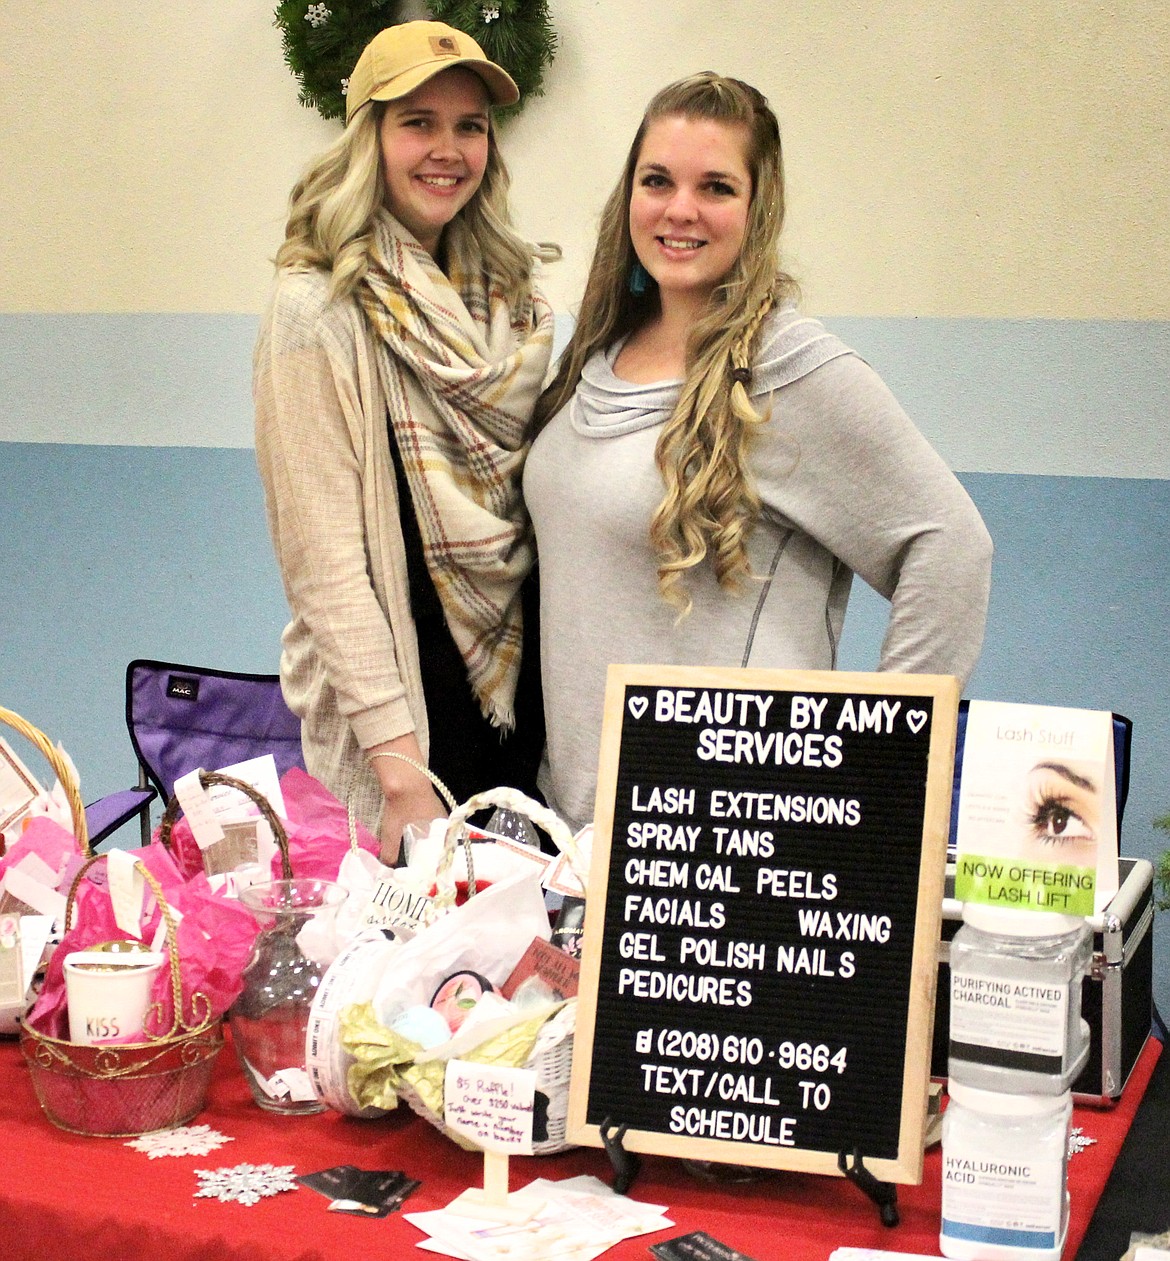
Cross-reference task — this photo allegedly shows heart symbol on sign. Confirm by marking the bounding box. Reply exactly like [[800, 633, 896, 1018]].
[[628, 696, 649, 720], [906, 710, 927, 734]]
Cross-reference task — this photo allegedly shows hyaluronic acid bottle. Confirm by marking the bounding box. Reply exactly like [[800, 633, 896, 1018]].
[[949, 905, 1092, 1094], [940, 1080, 1071, 1261]]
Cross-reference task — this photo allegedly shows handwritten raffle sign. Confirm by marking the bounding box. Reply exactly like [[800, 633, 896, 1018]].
[[444, 1061, 536, 1154], [567, 666, 959, 1184]]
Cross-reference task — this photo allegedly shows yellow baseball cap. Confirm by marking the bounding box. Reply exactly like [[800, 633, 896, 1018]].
[[345, 20, 520, 124]]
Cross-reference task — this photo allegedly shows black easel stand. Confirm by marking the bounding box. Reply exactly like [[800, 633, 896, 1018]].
[[600, 1118, 641, 1194], [838, 1148, 899, 1226]]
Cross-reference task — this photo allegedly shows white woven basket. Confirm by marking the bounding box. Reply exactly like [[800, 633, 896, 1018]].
[[398, 787, 586, 1155], [398, 1000, 577, 1155]]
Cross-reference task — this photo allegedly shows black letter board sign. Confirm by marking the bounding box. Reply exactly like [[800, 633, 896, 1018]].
[[567, 665, 958, 1183]]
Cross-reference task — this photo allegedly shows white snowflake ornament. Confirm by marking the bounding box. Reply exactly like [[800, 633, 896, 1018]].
[[482, 6, 500, 21], [126, 1124, 234, 1159], [305, 4, 332, 28], [195, 1163, 299, 1206], [1068, 1126, 1097, 1157], [340, 77, 350, 97]]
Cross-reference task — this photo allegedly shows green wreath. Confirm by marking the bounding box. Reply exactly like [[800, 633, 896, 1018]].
[[274, 1, 557, 123]]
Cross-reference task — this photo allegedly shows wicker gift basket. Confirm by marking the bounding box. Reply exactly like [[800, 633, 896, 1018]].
[[3, 707, 224, 1136], [391, 785, 587, 1156], [156, 769, 294, 883]]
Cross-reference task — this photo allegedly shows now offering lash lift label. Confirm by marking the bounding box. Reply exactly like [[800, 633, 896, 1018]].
[[954, 701, 1118, 916]]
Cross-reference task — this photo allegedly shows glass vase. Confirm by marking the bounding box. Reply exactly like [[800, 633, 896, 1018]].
[[231, 878, 345, 1114]]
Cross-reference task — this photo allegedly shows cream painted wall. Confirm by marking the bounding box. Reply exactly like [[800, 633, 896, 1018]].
[[3, 1, 1167, 317]]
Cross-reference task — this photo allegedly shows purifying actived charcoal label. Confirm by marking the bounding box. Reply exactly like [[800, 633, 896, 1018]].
[[942, 1127, 1064, 1247], [950, 969, 1069, 1071]]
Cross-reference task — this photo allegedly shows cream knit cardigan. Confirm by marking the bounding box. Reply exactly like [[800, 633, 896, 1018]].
[[254, 265, 425, 835]]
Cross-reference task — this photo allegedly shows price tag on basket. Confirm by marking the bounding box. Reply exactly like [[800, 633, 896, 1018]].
[[107, 848, 150, 939], [174, 769, 226, 850], [0, 914, 23, 1008], [208, 755, 287, 820], [1, 859, 67, 925]]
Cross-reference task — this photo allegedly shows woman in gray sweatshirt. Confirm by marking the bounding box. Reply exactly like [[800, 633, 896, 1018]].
[[523, 72, 992, 833]]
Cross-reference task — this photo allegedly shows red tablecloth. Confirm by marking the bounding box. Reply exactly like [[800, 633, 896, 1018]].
[[0, 1032, 1159, 1261]]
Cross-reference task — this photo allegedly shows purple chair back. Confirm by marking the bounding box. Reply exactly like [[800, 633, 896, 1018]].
[[126, 660, 305, 803]]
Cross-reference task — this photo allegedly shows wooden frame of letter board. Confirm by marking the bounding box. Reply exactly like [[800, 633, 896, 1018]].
[[567, 665, 959, 1184]]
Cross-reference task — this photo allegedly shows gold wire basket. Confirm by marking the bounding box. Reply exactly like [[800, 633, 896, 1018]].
[[2, 705, 224, 1136]]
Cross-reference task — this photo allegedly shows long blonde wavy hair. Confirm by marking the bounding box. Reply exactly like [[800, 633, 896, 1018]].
[[536, 73, 798, 613], [275, 81, 534, 304]]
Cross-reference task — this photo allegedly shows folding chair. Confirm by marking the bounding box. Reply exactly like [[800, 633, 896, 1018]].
[[85, 660, 305, 848]]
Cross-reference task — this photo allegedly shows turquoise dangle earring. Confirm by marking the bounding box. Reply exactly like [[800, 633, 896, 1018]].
[[628, 260, 653, 295]]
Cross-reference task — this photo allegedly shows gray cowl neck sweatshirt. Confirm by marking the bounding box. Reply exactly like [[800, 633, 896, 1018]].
[[524, 307, 993, 832]]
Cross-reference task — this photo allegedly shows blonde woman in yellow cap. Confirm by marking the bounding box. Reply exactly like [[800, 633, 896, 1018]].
[[254, 22, 553, 861]]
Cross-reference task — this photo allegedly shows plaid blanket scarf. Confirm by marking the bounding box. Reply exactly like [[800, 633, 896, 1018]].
[[359, 213, 554, 729]]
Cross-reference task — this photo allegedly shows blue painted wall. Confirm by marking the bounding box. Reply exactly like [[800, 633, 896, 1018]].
[[2, 313, 1168, 1014]]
